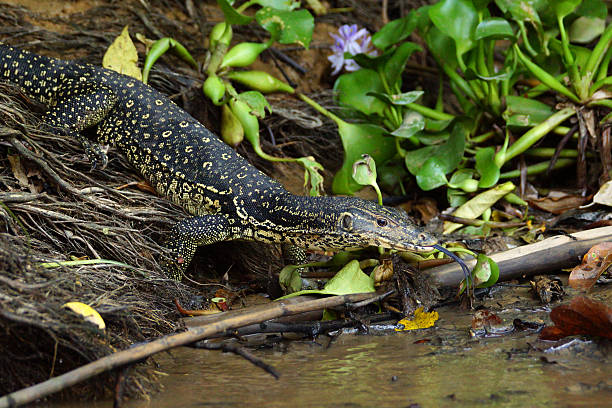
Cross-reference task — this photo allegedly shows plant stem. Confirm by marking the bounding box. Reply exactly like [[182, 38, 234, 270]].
[[500, 158, 575, 178], [504, 107, 576, 163], [470, 131, 494, 144], [582, 23, 612, 85], [557, 15, 582, 98], [406, 102, 454, 121], [237, 0, 256, 12], [298, 93, 343, 124], [525, 148, 578, 158], [514, 44, 580, 103]]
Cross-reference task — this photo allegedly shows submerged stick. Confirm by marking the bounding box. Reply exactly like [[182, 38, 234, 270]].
[[0, 292, 376, 408], [427, 226, 612, 288]]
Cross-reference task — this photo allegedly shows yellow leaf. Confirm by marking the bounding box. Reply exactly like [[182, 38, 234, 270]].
[[102, 26, 142, 81], [395, 307, 439, 331], [63, 301, 106, 330], [443, 181, 515, 234]]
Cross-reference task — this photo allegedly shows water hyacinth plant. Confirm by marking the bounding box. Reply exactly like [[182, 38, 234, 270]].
[[330, 0, 611, 217]]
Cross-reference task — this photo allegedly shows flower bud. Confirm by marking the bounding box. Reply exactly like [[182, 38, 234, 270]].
[[202, 75, 225, 105], [229, 98, 260, 145], [220, 42, 269, 69], [221, 104, 244, 147], [209, 22, 233, 49], [226, 70, 294, 93], [459, 178, 479, 193]]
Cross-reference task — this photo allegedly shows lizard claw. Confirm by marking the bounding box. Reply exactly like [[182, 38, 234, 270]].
[[83, 141, 108, 171]]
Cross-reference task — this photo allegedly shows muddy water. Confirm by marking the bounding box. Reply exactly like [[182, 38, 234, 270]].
[[54, 286, 611, 408], [123, 294, 610, 408], [138, 334, 609, 407]]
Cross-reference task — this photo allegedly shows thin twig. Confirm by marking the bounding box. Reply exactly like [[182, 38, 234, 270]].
[[189, 341, 280, 379]]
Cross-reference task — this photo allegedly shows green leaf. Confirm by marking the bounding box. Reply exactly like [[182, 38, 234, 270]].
[[351, 49, 395, 71], [495, 0, 543, 25], [425, 26, 458, 70], [373, 11, 418, 50], [475, 147, 500, 188], [459, 253, 500, 293], [412, 121, 467, 191], [367, 90, 424, 106], [474, 17, 516, 40], [448, 188, 468, 207], [391, 110, 425, 139], [448, 169, 477, 190], [383, 42, 423, 88], [404, 145, 436, 175], [444, 181, 515, 233], [333, 69, 386, 116], [552, 0, 581, 19], [256, 7, 314, 47], [569, 16, 606, 43], [254, 0, 299, 11], [424, 118, 453, 132], [473, 253, 500, 287], [416, 160, 448, 191], [217, 0, 254, 25], [429, 0, 478, 63], [277, 260, 375, 299], [503, 95, 554, 127], [576, 0, 607, 19], [236, 91, 270, 118], [279, 264, 303, 293], [332, 122, 396, 195], [352, 154, 378, 186], [473, 0, 493, 8], [463, 66, 512, 81]]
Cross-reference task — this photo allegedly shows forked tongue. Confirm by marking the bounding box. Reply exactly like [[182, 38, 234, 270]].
[[432, 244, 471, 290]]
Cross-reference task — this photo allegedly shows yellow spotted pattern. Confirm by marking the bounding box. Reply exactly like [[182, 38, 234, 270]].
[[0, 42, 437, 281]]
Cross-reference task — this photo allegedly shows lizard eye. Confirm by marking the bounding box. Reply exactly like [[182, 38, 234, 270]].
[[340, 213, 353, 231], [376, 218, 388, 227]]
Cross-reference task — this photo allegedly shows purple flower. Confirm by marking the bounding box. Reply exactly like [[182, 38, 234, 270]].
[[328, 24, 377, 75]]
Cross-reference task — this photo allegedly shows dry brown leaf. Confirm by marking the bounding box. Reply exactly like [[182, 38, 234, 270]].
[[528, 192, 590, 214], [539, 296, 612, 340], [569, 242, 612, 291]]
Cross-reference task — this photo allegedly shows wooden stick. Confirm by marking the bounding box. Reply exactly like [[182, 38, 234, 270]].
[[0, 292, 376, 408], [427, 226, 612, 288]]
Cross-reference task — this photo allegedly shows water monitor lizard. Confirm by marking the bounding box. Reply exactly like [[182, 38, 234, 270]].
[[0, 42, 438, 280]]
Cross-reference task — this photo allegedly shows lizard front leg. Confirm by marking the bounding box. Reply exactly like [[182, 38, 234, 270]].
[[43, 79, 117, 169], [163, 214, 233, 280]]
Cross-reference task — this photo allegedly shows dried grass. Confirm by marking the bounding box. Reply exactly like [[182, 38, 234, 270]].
[[0, 81, 199, 398]]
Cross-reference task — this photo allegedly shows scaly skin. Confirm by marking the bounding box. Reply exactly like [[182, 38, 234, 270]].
[[0, 42, 437, 280]]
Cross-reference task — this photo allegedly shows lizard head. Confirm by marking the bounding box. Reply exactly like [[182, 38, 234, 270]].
[[288, 196, 438, 252]]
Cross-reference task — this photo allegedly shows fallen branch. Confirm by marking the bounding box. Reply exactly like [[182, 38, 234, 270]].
[[0, 292, 377, 407], [426, 226, 612, 288]]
